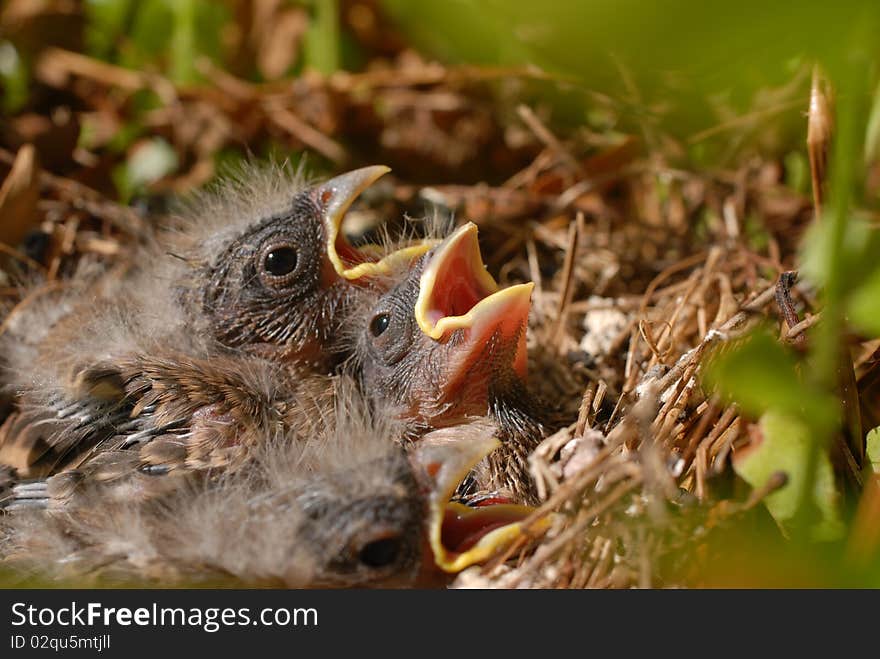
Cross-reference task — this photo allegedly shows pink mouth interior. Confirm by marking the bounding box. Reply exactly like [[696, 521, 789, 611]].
[[440, 505, 530, 555], [334, 234, 371, 268], [424, 254, 494, 325]]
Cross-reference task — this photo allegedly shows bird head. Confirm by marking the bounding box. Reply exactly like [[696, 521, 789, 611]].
[[291, 421, 541, 587], [408, 425, 544, 576], [289, 446, 427, 587], [189, 165, 431, 370], [355, 222, 534, 425]]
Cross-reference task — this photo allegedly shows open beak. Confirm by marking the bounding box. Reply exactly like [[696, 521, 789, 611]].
[[316, 166, 433, 280], [411, 426, 548, 573], [414, 222, 533, 380]]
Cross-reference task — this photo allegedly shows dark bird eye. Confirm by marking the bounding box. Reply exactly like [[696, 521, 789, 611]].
[[358, 536, 401, 568], [369, 313, 390, 337], [264, 246, 298, 277]]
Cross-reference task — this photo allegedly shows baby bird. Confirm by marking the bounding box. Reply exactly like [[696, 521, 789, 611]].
[[0, 164, 428, 479], [351, 222, 546, 503], [2, 163, 411, 391], [0, 398, 537, 588], [172, 164, 423, 367]]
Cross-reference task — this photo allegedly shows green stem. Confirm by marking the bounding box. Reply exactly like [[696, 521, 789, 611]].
[[306, 0, 340, 75], [796, 27, 873, 537], [169, 0, 196, 84]]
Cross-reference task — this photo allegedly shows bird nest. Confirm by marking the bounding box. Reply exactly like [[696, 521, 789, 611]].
[[1, 3, 864, 588], [0, 141, 825, 588]]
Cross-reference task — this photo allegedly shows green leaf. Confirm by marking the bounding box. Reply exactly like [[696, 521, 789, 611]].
[[802, 212, 880, 340], [85, 0, 134, 60], [866, 79, 880, 165], [124, 0, 173, 68], [85, 0, 227, 80], [168, 0, 196, 84], [165, 0, 228, 83], [734, 410, 844, 541], [192, 1, 229, 75], [867, 427, 880, 473], [0, 41, 29, 114], [304, 0, 340, 74], [849, 268, 880, 338], [705, 331, 836, 426], [800, 215, 880, 294], [783, 150, 808, 194]]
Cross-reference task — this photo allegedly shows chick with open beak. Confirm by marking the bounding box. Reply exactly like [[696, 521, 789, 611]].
[[188, 165, 429, 370], [353, 222, 546, 503], [0, 404, 540, 587]]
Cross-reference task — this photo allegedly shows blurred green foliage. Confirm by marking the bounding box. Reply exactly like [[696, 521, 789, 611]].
[[382, 0, 879, 162], [0, 39, 29, 113], [84, 0, 347, 81], [706, 331, 837, 423], [705, 331, 843, 540], [303, 0, 340, 74], [704, 17, 880, 553], [75, 0, 346, 197], [802, 218, 880, 322], [848, 267, 880, 339], [736, 410, 844, 541], [85, 0, 228, 83], [867, 428, 880, 473]]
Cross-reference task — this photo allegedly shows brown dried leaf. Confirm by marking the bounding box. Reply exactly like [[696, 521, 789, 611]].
[[0, 144, 40, 247]]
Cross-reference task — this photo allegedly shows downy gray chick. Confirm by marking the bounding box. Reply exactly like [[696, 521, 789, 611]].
[[0, 395, 538, 588]]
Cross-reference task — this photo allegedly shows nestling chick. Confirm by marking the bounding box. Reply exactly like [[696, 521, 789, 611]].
[[0, 399, 538, 588], [173, 164, 422, 367], [351, 222, 546, 503], [1, 164, 414, 394]]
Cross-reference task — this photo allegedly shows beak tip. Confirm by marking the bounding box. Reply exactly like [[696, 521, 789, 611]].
[[322, 165, 393, 277]]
